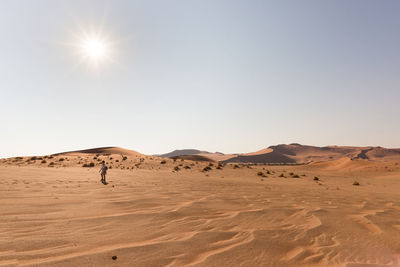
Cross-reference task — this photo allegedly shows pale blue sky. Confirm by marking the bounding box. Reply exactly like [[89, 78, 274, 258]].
[[1, 0, 399, 158]]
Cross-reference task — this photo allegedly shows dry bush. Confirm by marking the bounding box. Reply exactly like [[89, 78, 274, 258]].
[[83, 162, 95, 167], [203, 166, 212, 172]]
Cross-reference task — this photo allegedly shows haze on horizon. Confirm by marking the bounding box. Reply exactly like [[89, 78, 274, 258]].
[[1, 0, 400, 158]]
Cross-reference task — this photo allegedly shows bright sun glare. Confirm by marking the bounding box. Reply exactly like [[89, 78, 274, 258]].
[[78, 35, 111, 67], [69, 28, 116, 70], [83, 38, 107, 60], [66, 20, 120, 70]]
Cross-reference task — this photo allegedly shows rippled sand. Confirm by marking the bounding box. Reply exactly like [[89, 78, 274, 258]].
[[1, 162, 400, 266]]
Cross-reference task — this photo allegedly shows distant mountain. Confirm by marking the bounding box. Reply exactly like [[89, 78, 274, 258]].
[[158, 149, 209, 158], [170, 155, 216, 162], [158, 149, 238, 162]]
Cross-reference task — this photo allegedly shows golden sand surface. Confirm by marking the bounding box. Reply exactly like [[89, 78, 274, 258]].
[[1, 153, 400, 266]]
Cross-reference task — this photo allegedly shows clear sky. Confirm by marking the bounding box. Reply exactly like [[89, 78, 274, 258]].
[[1, 0, 400, 158]]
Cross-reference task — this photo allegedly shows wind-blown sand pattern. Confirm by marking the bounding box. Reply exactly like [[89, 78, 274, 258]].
[[1, 147, 400, 266]]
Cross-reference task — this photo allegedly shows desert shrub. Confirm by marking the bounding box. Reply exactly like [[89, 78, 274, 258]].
[[49, 162, 55, 166], [279, 173, 285, 177], [266, 170, 271, 174], [41, 160, 47, 164], [110, 157, 113, 160], [115, 159, 119, 162], [173, 158, 177, 162], [289, 172, 294, 176], [257, 172, 264, 177], [31, 157, 37, 160], [184, 165, 191, 169], [209, 163, 214, 167], [59, 158, 64, 161], [83, 162, 95, 167], [16, 157, 23, 160], [233, 164, 239, 169], [93, 156, 97, 160], [160, 160, 166, 164], [203, 166, 212, 172], [314, 177, 319, 181], [122, 156, 127, 161], [353, 181, 360, 186], [174, 166, 180, 171], [216, 166, 222, 170], [109, 166, 112, 169], [48, 156, 54, 159], [293, 174, 300, 178]]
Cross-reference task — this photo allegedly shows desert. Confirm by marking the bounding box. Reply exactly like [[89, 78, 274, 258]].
[[2, 1, 400, 266], [1, 145, 400, 266]]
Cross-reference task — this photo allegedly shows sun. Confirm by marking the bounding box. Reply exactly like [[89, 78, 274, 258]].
[[78, 35, 111, 67], [83, 38, 107, 61], [68, 28, 116, 70], [64, 21, 120, 70]]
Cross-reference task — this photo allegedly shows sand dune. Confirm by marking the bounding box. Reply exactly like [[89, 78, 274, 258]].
[[196, 153, 237, 162], [223, 144, 400, 164], [241, 147, 273, 156], [54, 147, 143, 157]]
